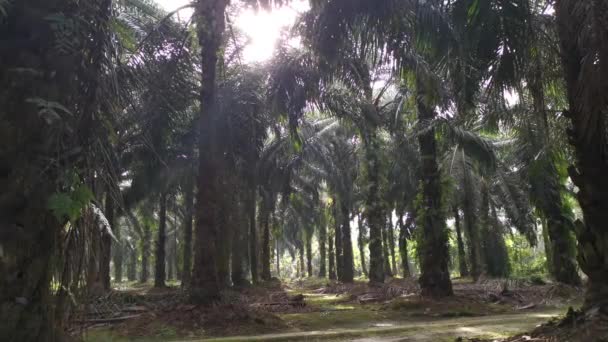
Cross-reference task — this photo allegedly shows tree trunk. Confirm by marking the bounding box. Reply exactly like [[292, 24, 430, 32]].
[[357, 214, 368, 277], [261, 198, 272, 281], [141, 224, 151, 283], [319, 221, 327, 277], [0, 0, 110, 339], [190, 0, 229, 304], [333, 202, 344, 280], [556, 0, 608, 309], [182, 177, 194, 287], [527, 18, 581, 286], [328, 232, 337, 280], [100, 192, 114, 291], [216, 187, 232, 288], [461, 151, 482, 281], [113, 207, 123, 284], [128, 246, 137, 281], [481, 192, 510, 278], [453, 207, 469, 277], [382, 217, 393, 277], [231, 199, 248, 286], [155, 192, 168, 288], [299, 245, 305, 278], [388, 217, 397, 277], [398, 214, 412, 278], [306, 233, 313, 277], [416, 79, 453, 298], [363, 131, 385, 284], [276, 239, 281, 278], [340, 203, 355, 282], [249, 188, 259, 284]]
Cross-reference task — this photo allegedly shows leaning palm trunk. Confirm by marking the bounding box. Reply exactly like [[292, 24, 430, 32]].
[[328, 231, 337, 280], [416, 80, 453, 297], [556, 0, 608, 310], [190, 0, 229, 303]]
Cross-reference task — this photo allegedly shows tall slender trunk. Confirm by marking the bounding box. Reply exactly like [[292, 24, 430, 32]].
[[216, 184, 232, 288], [276, 239, 281, 278], [299, 245, 305, 278], [155, 192, 168, 288], [453, 207, 469, 277], [340, 203, 355, 282], [113, 206, 123, 283], [364, 131, 385, 283], [182, 178, 194, 287], [461, 151, 482, 281], [382, 217, 393, 277], [398, 213, 412, 278], [319, 221, 327, 277], [480, 186, 509, 277], [387, 217, 397, 276], [328, 231, 337, 280], [333, 202, 344, 280], [249, 188, 259, 283], [128, 246, 137, 281], [100, 192, 114, 291], [306, 233, 313, 277], [416, 79, 453, 297], [556, 0, 608, 309], [357, 214, 368, 277], [190, 0, 229, 303], [141, 224, 151, 283], [231, 198, 247, 286], [261, 198, 272, 281], [528, 41, 581, 286]]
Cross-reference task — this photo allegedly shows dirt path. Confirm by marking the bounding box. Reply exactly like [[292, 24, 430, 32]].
[[182, 309, 561, 341]]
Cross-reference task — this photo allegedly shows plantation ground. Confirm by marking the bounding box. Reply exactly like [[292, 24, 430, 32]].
[[80, 277, 581, 341]]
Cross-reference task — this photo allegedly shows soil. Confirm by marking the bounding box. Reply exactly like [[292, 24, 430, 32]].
[[80, 277, 583, 342]]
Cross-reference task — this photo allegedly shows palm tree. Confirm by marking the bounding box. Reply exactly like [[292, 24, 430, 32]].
[[555, 0, 608, 309], [0, 0, 118, 339]]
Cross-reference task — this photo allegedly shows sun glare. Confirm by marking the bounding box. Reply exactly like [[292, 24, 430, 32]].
[[156, 0, 308, 63]]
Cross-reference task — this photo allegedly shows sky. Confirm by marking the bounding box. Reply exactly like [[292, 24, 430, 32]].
[[155, 0, 309, 62]]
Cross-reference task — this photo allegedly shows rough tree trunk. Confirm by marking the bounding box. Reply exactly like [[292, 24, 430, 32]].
[[100, 193, 114, 291], [357, 214, 368, 277], [382, 218, 393, 277], [319, 221, 327, 277], [328, 232, 337, 280], [333, 202, 344, 280], [306, 234, 313, 277], [340, 203, 355, 282], [276, 239, 281, 278], [140, 224, 151, 283], [231, 198, 248, 286], [128, 247, 137, 282], [462, 151, 482, 281], [364, 131, 385, 284], [556, 0, 608, 309], [388, 218, 397, 277], [249, 188, 259, 284], [182, 177, 194, 287], [453, 207, 469, 277], [416, 79, 453, 297], [261, 198, 272, 281], [155, 192, 168, 288], [190, 0, 229, 303], [398, 213, 412, 278]]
